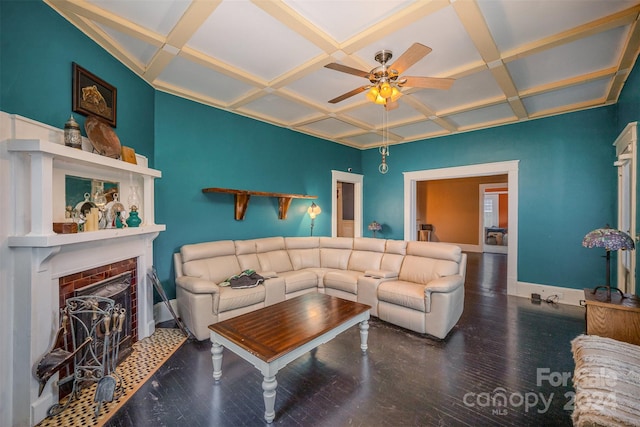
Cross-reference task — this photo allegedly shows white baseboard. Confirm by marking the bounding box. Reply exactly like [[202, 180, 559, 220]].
[[516, 281, 585, 306], [153, 299, 180, 324]]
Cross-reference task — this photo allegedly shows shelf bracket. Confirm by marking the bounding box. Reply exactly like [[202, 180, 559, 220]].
[[202, 187, 316, 221]]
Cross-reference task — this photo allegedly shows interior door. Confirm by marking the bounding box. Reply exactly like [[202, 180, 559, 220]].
[[337, 181, 354, 237], [615, 122, 637, 294]]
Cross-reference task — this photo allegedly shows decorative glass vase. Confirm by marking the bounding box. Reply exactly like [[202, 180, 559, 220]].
[[126, 205, 142, 228], [127, 185, 141, 210]]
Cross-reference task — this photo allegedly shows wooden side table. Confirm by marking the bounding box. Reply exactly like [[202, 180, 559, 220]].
[[583, 288, 640, 345]]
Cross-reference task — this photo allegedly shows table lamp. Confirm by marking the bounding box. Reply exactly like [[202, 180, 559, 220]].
[[582, 226, 635, 300]]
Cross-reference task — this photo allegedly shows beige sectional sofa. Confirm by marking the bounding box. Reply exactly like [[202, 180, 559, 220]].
[[173, 236, 467, 341]]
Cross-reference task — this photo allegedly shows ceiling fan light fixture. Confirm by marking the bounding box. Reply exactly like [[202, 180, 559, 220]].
[[367, 86, 387, 104], [379, 82, 392, 98], [366, 86, 379, 102], [390, 86, 402, 102]]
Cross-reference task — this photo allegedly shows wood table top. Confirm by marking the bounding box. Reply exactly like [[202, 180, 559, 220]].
[[209, 293, 370, 363], [584, 288, 640, 310]]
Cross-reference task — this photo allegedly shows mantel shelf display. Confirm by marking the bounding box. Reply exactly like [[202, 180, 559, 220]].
[[202, 187, 317, 220], [7, 136, 165, 248]]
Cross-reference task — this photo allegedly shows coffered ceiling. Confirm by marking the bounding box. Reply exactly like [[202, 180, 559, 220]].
[[45, 0, 640, 149]]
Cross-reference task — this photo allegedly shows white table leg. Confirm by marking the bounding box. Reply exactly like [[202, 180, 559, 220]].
[[262, 375, 277, 423], [359, 320, 369, 353], [211, 341, 223, 381]]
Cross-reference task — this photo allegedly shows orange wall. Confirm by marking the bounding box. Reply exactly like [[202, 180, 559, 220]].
[[486, 187, 508, 228], [499, 193, 508, 228], [417, 175, 508, 245]]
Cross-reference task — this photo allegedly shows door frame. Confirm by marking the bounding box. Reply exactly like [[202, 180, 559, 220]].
[[614, 122, 637, 294], [403, 161, 519, 295], [332, 170, 363, 238], [480, 183, 508, 254]]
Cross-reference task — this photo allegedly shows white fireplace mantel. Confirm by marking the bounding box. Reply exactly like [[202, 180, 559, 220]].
[[0, 112, 165, 427]]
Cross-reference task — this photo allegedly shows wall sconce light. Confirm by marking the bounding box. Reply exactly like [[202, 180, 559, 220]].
[[307, 202, 321, 236]]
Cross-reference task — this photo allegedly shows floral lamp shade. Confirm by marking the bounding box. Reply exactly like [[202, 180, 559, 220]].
[[368, 221, 382, 237], [582, 226, 635, 300], [582, 227, 635, 251]]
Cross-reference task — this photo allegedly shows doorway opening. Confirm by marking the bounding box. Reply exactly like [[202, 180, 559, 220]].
[[337, 181, 355, 237], [481, 183, 508, 254], [331, 170, 363, 238], [404, 161, 519, 295]]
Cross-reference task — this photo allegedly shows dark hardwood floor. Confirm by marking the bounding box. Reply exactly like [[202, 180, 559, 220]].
[[106, 253, 585, 426]]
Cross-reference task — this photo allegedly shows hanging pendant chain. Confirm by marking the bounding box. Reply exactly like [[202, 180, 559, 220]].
[[379, 107, 389, 174]]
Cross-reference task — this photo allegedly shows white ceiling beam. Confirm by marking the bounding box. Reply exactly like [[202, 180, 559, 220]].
[[520, 67, 617, 99], [179, 46, 267, 88], [529, 98, 609, 120], [165, 1, 222, 48], [46, 0, 164, 47], [608, 17, 640, 103], [451, 0, 501, 63], [251, 0, 338, 53], [502, 4, 640, 64], [341, 0, 450, 54]]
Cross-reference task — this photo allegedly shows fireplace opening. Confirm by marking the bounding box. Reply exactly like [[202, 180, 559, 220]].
[[74, 271, 133, 364], [57, 259, 138, 398]]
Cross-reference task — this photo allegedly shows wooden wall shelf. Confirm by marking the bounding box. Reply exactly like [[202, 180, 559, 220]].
[[202, 187, 317, 220]]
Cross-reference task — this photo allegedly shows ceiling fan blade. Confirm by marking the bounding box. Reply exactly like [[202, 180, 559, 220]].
[[390, 43, 432, 74], [328, 86, 369, 104], [385, 100, 399, 111], [324, 63, 371, 79], [402, 76, 454, 90]]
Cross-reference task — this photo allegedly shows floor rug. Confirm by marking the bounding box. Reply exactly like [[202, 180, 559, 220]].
[[36, 328, 187, 427]]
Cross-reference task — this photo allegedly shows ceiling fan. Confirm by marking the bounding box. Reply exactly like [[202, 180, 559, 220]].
[[325, 43, 454, 110]]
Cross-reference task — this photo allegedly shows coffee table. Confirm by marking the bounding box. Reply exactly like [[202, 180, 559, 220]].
[[209, 293, 371, 423]]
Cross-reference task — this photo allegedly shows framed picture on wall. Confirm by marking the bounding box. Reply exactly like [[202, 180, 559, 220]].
[[72, 62, 117, 127]]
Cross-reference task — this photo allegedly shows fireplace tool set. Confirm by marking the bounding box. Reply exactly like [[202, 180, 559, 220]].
[[34, 295, 127, 417]]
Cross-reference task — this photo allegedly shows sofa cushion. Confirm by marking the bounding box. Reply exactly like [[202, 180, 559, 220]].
[[181, 240, 236, 262], [286, 237, 320, 270], [399, 241, 462, 284], [235, 239, 261, 271], [324, 270, 360, 294], [217, 285, 266, 313], [258, 250, 293, 273], [399, 256, 459, 285], [381, 240, 407, 273], [406, 241, 462, 262], [181, 241, 241, 283], [347, 238, 385, 272], [278, 270, 318, 294], [378, 281, 427, 312], [255, 237, 294, 273], [320, 237, 353, 269]]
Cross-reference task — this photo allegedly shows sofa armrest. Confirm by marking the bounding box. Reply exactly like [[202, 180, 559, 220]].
[[425, 275, 464, 294], [364, 270, 398, 279], [176, 276, 220, 294], [259, 270, 278, 279], [424, 275, 464, 312]]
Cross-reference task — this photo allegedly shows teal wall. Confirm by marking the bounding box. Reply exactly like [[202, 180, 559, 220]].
[[616, 56, 640, 285], [0, 1, 155, 163], [153, 93, 361, 297], [362, 108, 619, 290], [2, 0, 638, 297]]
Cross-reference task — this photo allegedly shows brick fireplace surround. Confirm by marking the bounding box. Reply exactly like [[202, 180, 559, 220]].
[[59, 258, 139, 342], [0, 112, 165, 427]]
